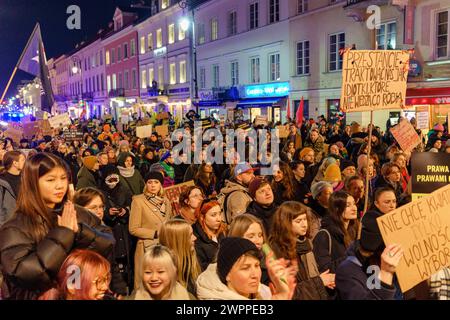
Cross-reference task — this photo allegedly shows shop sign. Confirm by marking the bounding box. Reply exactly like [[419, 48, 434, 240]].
[[153, 47, 167, 57], [241, 82, 290, 99]]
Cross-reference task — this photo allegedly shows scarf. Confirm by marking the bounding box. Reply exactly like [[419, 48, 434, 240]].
[[105, 174, 120, 189], [297, 237, 320, 279], [144, 193, 166, 217], [117, 165, 135, 178]]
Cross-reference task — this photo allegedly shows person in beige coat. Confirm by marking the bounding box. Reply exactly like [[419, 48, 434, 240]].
[[129, 172, 172, 290]]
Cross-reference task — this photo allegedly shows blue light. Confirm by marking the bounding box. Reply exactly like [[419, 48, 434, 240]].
[[243, 82, 290, 98]]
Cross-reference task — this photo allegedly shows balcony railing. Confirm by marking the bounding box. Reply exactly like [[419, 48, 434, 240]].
[[108, 88, 125, 98]]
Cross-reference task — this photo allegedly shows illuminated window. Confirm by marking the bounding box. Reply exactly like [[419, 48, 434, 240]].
[[168, 24, 175, 44], [140, 36, 146, 54], [157, 29, 163, 48], [179, 60, 186, 84], [170, 63, 176, 84], [162, 0, 169, 9], [106, 50, 110, 65], [142, 70, 147, 89]]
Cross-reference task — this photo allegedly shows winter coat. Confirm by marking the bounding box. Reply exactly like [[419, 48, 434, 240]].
[[129, 194, 172, 290], [287, 132, 303, 150], [304, 135, 325, 157], [174, 162, 190, 184], [271, 238, 328, 300], [100, 180, 134, 293], [307, 199, 329, 239], [196, 263, 272, 300], [0, 204, 114, 300], [76, 166, 98, 190], [0, 179, 17, 227], [336, 242, 397, 300], [271, 181, 295, 206], [246, 201, 277, 235], [373, 175, 403, 204], [312, 215, 347, 274], [220, 180, 252, 222], [119, 169, 145, 196], [294, 178, 311, 205], [192, 222, 225, 271], [130, 282, 191, 300]]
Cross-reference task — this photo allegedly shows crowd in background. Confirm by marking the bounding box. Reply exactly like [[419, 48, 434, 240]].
[[0, 110, 449, 301]]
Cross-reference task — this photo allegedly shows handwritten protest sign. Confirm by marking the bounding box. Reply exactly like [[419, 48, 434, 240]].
[[48, 113, 71, 129], [37, 119, 53, 136], [276, 125, 289, 139], [340, 50, 410, 113], [4, 127, 22, 144], [416, 111, 429, 130], [22, 121, 40, 138], [63, 130, 84, 142], [155, 125, 169, 138], [254, 116, 268, 127], [390, 119, 421, 152], [164, 181, 195, 215], [136, 125, 153, 139], [411, 153, 450, 200], [377, 184, 450, 293]]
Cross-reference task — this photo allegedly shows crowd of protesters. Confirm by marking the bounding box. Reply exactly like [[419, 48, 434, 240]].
[[0, 109, 449, 301]]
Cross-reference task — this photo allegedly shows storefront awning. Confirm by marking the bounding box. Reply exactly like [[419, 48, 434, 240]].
[[406, 87, 450, 105], [236, 98, 284, 109]]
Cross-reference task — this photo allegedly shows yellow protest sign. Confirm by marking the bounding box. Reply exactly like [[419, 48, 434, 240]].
[[377, 184, 450, 293], [340, 50, 410, 113], [155, 125, 169, 138]]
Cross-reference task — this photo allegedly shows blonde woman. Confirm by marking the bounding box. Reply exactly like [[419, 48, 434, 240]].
[[159, 219, 201, 297], [129, 171, 172, 290], [130, 245, 191, 300]]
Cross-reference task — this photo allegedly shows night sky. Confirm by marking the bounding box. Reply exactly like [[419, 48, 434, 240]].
[[0, 0, 143, 99]]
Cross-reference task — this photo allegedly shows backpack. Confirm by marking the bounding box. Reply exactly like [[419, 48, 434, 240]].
[[216, 189, 250, 225]]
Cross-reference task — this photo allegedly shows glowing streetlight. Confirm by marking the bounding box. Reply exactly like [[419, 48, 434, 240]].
[[179, 17, 190, 32]]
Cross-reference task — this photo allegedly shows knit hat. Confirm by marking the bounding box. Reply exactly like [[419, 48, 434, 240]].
[[433, 124, 444, 132], [360, 210, 385, 252], [145, 171, 164, 186], [299, 147, 314, 159], [160, 151, 172, 162], [311, 181, 332, 199], [119, 140, 129, 148], [340, 159, 356, 172], [217, 237, 260, 284], [150, 162, 165, 174], [248, 177, 270, 199], [82, 156, 98, 171], [324, 163, 342, 182], [103, 124, 111, 132], [100, 164, 119, 178], [335, 141, 344, 149]]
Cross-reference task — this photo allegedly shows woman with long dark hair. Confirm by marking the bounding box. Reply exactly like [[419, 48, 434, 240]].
[[271, 161, 297, 206], [313, 191, 360, 274], [0, 152, 114, 300], [194, 163, 217, 198]]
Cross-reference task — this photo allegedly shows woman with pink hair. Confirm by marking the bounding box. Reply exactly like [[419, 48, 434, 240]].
[[39, 250, 114, 300]]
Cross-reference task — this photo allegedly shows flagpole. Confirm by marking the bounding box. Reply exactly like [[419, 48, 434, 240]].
[[0, 23, 41, 105], [363, 111, 374, 214]]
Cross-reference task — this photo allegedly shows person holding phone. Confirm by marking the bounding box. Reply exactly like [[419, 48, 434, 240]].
[[0, 153, 114, 300]]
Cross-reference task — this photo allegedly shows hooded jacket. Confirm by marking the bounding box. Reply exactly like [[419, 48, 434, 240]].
[[0, 204, 114, 300], [336, 242, 397, 300], [220, 180, 252, 222], [196, 263, 272, 300], [76, 165, 98, 190], [312, 214, 347, 274]]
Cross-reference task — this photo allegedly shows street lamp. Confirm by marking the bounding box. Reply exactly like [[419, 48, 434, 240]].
[[71, 55, 85, 118]]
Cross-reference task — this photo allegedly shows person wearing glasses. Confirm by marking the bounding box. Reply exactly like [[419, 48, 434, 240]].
[[39, 249, 114, 300], [175, 186, 205, 225]]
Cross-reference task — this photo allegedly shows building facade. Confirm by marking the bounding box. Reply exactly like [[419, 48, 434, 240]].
[[194, 0, 291, 122], [102, 8, 141, 121], [136, 1, 192, 121]]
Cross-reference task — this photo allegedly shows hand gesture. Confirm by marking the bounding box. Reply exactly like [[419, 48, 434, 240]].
[[320, 269, 336, 289], [266, 252, 296, 300], [118, 208, 127, 217], [381, 244, 403, 274], [109, 208, 120, 216], [58, 201, 79, 233]]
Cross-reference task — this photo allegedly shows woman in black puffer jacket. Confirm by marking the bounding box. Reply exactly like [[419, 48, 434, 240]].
[[0, 153, 114, 300]]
